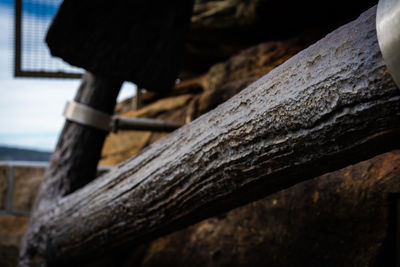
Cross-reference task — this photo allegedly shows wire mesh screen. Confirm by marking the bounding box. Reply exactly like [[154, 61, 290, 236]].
[[15, 0, 82, 78]]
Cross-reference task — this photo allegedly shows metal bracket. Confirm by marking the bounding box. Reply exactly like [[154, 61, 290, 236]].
[[113, 116, 182, 132], [376, 0, 400, 88], [64, 101, 113, 131], [63, 101, 183, 132]]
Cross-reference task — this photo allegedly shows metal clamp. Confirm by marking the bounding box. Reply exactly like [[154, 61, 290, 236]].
[[64, 101, 183, 132], [64, 101, 112, 131], [376, 0, 400, 88]]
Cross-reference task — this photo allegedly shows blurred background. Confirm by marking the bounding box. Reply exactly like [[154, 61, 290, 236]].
[[0, 0, 135, 160]]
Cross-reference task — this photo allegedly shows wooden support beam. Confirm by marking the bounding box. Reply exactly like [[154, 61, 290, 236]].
[[19, 72, 122, 266], [19, 6, 400, 265]]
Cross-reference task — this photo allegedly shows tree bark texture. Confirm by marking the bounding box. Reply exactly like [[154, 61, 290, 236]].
[[19, 72, 122, 266], [20, 6, 400, 265]]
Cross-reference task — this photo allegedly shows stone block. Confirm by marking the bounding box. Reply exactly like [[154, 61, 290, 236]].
[[12, 166, 45, 211], [0, 165, 9, 210]]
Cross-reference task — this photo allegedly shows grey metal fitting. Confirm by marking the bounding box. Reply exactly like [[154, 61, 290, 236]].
[[376, 0, 400, 88], [64, 101, 183, 132]]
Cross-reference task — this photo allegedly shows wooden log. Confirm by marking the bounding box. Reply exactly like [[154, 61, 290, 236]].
[[20, 6, 400, 265], [19, 72, 122, 266]]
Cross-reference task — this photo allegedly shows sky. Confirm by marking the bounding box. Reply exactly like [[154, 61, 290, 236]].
[[0, 0, 135, 152]]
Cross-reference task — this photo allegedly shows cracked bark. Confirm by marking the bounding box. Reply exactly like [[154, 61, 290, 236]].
[[19, 6, 400, 265]]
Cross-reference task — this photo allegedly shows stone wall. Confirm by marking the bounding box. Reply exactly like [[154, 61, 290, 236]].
[[0, 162, 45, 267], [0, 162, 110, 267]]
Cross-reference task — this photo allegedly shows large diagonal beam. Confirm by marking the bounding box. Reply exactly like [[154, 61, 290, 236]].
[[20, 6, 400, 265]]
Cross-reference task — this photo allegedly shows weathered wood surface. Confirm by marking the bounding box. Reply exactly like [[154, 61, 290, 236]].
[[19, 72, 122, 266], [21, 6, 400, 265], [46, 0, 194, 92]]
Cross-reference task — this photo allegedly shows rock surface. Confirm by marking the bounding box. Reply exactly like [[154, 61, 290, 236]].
[[182, 0, 377, 74]]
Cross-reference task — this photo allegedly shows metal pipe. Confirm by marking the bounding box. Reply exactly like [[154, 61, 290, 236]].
[[64, 101, 182, 132], [113, 117, 182, 132]]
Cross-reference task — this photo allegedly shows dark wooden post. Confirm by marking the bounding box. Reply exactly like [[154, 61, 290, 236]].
[[19, 72, 122, 266]]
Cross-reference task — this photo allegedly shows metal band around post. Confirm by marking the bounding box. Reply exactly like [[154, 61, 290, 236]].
[[376, 0, 400, 88], [63, 101, 113, 131], [64, 101, 183, 132]]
